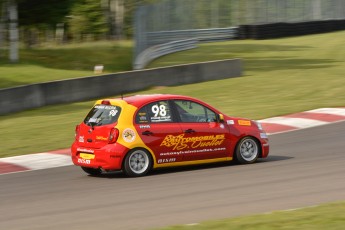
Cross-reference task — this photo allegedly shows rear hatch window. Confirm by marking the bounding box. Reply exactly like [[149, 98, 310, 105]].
[[84, 104, 121, 126], [77, 104, 122, 149]]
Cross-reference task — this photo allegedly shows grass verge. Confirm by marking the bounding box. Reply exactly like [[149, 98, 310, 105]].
[[0, 40, 133, 89], [147, 31, 345, 119], [1, 31, 345, 157], [158, 201, 345, 230]]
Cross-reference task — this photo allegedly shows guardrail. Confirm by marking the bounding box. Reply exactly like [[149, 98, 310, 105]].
[[133, 39, 197, 70], [134, 27, 238, 70], [146, 27, 238, 46]]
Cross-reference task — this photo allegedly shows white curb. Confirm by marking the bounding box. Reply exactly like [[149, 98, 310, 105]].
[[0, 153, 72, 170]]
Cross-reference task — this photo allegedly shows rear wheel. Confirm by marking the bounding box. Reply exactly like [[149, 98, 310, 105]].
[[235, 137, 260, 164], [124, 149, 152, 177], [81, 167, 102, 176]]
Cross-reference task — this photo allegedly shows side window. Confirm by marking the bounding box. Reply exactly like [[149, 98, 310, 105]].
[[135, 106, 149, 124], [135, 100, 173, 123], [174, 100, 217, 123]]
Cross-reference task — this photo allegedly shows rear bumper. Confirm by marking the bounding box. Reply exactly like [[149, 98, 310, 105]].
[[71, 142, 129, 170]]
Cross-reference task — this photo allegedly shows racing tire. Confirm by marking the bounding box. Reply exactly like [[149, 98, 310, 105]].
[[235, 137, 260, 164], [81, 167, 102, 176], [124, 149, 152, 177]]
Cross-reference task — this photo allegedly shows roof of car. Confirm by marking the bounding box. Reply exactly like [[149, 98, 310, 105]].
[[99, 94, 221, 113], [116, 94, 194, 107]]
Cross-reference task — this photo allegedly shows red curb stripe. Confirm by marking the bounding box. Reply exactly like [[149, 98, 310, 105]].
[[261, 123, 297, 134], [284, 112, 345, 122], [0, 162, 29, 174], [48, 148, 71, 155]]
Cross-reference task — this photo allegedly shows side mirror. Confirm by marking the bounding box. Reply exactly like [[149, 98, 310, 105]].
[[217, 114, 224, 123]]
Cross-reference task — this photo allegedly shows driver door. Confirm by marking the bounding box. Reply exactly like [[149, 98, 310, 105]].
[[172, 100, 231, 162]]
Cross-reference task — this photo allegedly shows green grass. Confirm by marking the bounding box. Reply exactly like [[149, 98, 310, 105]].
[[157, 202, 345, 230], [147, 31, 345, 119], [0, 40, 133, 88], [0, 101, 94, 157], [1, 31, 345, 157]]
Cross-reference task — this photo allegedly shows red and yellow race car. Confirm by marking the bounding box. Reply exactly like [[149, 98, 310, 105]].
[[71, 94, 269, 177]]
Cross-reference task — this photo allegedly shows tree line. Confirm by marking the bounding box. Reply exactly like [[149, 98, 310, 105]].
[[0, 0, 158, 61]]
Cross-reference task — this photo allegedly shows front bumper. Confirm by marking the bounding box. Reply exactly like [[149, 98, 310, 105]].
[[259, 133, 269, 158]]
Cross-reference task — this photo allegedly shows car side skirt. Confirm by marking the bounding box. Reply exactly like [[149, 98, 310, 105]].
[[153, 157, 232, 169]]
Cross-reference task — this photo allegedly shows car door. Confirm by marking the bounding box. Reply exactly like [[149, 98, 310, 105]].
[[134, 100, 184, 165], [171, 99, 231, 161]]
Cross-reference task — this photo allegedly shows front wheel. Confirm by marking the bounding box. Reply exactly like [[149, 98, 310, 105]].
[[123, 149, 152, 177], [81, 167, 102, 176], [235, 137, 260, 164]]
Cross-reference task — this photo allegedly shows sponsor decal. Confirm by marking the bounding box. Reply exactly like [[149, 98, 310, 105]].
[[226, 120, 235, 125], [77, 148, 94, 153], [109, 109, 118, 117], [157, 158, 176, 164], [94, 105, 117, 110], [79, 136, 85, 143], [160, 147, 226, 156], [238, 120, 251, 126], [78, 158, 91, 164], [151, 116, 171, 122], [160, 134, 225, 151], [139, 125, 151, 129], [122, 128, 136, 143], [96, 136, 108, 141], [139, 116, 148, 123], [138, 112, 148, 123]]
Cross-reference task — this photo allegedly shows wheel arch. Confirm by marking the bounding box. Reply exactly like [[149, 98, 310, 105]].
[[233, 135, 263, 161], [121, 147, 155, 171]]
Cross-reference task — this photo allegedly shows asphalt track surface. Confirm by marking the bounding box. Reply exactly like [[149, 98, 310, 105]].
[[1, 121, 345, 230]]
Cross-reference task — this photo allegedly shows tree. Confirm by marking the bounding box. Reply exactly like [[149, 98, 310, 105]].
[[68, 0, 109, 40], [103, 0, 124, 39], [0, 1, 7, 57], [18, 0, 74, 46], [1, 0, 158, 52], [7, 0, 18, 62], [18, 0, 73, 27]]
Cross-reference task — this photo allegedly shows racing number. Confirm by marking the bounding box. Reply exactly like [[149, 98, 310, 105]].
[[152, 104, 167, 117], [109, 109, 118, 116]]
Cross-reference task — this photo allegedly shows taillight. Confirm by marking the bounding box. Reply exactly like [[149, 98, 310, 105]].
[[75, 125, 80, 140], [108, 128, 119, 144], [102, 100, 111, 105]]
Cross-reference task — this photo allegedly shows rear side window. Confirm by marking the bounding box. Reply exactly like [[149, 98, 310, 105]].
[[135, 100, 172, 123], [84, 104, 121, 126]]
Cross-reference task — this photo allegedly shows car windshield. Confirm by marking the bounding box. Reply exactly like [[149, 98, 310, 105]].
[[84, 104, 121, 127]]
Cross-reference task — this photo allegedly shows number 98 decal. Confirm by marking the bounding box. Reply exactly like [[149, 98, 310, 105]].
[[151, 104, 171, 122], [152, 104, 167, 117]]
